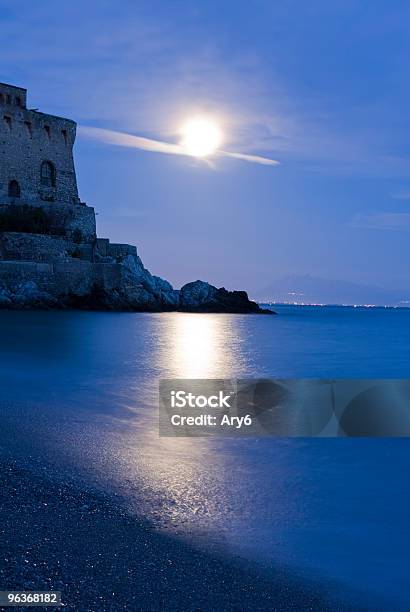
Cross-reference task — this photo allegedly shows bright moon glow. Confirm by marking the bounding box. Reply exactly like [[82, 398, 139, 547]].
[[180, 117, 222, 157]]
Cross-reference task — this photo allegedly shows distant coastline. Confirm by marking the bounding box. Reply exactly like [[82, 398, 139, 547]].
[[255, 275, 410, 309], [259, 302, 410, 311]]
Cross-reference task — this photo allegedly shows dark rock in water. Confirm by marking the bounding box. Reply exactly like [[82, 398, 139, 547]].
[[65, 280, 275, 314], [179, 280, 274, 314]]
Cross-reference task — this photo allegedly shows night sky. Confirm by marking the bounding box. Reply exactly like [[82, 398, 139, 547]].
[[2, 1, 410, 294]]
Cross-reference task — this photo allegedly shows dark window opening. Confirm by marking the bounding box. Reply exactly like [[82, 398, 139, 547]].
[[44, 125, 51, 139], [24, 121, 32, 137], [40, 161, 56, 187], [15, 97, 21, 107], [0, 93, 4, 105], [6, 94, 11, 104], [61, 129, 68, 145], [3, 115, 12, 131], [8, 180, 20, 199]]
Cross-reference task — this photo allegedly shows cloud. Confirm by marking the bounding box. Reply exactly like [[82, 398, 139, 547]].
[[78, 126, 279, 166], [219, 150, 279, 166], [351, 212, 410, 231], [79, 126, 183, 155]]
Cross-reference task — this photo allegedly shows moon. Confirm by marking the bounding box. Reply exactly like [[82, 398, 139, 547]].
[[180, 117, 222, 157]]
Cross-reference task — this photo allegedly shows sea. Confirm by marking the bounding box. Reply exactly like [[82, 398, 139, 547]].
[[0, 304, 409, 610]]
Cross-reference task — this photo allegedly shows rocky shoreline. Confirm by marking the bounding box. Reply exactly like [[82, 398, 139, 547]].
[[0, 234, 274, 313], [0, 277, 273, 313], [69, 280, 274, 314]]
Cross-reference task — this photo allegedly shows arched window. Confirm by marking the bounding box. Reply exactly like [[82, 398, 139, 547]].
[[40, 161, 56, 187], [8, 180, 20, 198]]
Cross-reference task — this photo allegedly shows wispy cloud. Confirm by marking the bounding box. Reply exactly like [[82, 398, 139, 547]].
[[351, 212, 410, 231], [79, 126, 279, 166], [219, 150, 279, 166], [79, 127, 183, 155]]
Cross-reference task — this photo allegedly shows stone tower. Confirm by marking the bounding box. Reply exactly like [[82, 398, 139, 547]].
[[0, 82, 79, 205]]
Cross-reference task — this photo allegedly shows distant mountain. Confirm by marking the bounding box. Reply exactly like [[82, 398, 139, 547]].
[[255, 275, 410, 307]]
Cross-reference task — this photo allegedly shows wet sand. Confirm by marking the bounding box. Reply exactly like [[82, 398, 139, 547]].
[[0, 458, 356, 612]]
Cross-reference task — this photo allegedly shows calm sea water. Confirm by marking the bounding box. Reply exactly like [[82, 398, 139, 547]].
[[0, 305, 409, 609]]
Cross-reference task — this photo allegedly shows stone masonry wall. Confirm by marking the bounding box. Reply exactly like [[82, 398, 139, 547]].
[[0, 202, 96, 243], [107, 243, 137, 258], [42, 203, 96, 242], [0, 83, 79, 205], [0, 259, 132, 298], [0, 232, 74, 262], [0, 83, 27, 109], [0, 261, 54, 288], [96, 239, 137, 259]]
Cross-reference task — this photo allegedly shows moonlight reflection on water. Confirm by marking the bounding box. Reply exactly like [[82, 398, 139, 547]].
[[155, 312, 247, 379]]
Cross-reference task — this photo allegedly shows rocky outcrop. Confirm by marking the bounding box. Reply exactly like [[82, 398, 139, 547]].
[[73, 251, 272, 313], [179, 281, 272, 313], [67, 267, 271, 314], [0, 223, 273, 313], [0, 249, 273, 314], [104, 255, 272, 313]]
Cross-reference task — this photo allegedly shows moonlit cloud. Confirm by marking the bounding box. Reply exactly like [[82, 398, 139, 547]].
[[78, 126, 279, 167], [79, 126, 183, 155], [219, 150, 279, 166]]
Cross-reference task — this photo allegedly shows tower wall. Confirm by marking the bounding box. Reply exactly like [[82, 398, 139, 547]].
[[0, 82, 79, 205]]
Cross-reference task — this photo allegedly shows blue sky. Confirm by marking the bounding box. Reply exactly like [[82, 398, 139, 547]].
[[2, 1, 410, 293]]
